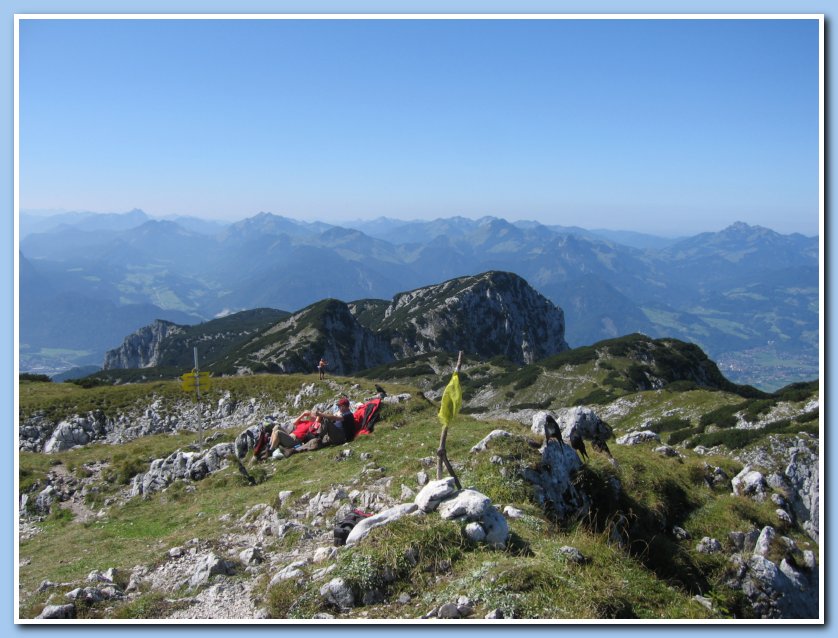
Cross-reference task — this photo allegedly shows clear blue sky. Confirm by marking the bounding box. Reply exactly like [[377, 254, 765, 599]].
[[19, 17, 819, 235]]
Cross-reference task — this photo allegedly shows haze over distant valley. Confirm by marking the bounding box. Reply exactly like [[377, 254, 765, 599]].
[[17, 208, 819, 391]]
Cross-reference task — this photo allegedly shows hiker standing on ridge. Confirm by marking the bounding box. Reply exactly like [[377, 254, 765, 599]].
[[317, 357, 328, 380]]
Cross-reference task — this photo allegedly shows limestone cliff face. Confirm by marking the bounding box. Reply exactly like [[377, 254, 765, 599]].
[[381, 271, 569, 365], [101, 271, 569, 375], [102, 320, 183, 369], [253, 299, 395, 375]]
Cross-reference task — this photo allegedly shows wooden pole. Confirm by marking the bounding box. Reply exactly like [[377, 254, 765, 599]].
[[437, 351, 463, 489], [194, 346, 203, 448]]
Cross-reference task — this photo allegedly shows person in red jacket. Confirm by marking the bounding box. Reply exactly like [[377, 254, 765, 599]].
[[269, 397, 357, 457], [269, 410, 323, 453]]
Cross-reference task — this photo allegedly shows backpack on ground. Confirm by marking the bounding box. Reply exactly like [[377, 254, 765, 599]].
[[351, 397, 382, 439], [333, 508, 373, 546], [252, 426, 272, 461]]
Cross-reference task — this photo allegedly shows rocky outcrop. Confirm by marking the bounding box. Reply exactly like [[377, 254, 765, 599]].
[[731, 466, 768, 500], [617, 430, 661, 446], [130, 443, 237, 497], [20, 391, 273, 453], [437, 488, 508, 547], [524, 440, 589, 521], [345, 503, 419, 546], [472, 427, 588, 524], [36, 604, 77, 619], [726, 525, 819, 619], [412, 479, 509, 548], [381, 271, 569, 365], [532, 407, 613, 441], [735, 435, 820, 544], [339, 479, 510, 550], [254, 300, 395, 376], [782, 443, 819, 543], [42, 411, 113, 453], [103, 320, 183, 369]]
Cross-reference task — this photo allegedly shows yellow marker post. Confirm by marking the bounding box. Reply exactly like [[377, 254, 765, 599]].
[[436, 351, 464, 489], [180, 347, 212, 446], [181, 370, 211, 392]]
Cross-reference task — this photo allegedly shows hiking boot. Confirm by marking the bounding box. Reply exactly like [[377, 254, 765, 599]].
[[280, 446, 296, 458]]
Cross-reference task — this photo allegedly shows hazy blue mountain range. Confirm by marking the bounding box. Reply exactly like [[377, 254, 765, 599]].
[[18, 209, 818, 389]]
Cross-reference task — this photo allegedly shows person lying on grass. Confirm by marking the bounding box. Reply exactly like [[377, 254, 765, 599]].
[[269, 410, 323, 456], [270, 397, 355, 456]]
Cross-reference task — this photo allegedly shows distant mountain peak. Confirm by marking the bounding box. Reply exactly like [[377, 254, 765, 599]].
[[723, 221, 767, 234]]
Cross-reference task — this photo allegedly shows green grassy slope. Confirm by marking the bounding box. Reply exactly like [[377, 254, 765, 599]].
[[17, 366, 819, 620]]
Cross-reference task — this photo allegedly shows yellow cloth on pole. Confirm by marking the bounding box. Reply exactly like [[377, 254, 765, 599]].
[[437, 372, 462, 428]]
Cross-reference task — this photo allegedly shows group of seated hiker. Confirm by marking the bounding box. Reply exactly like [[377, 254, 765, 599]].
[[252, 392, 383, 461], [272, 396, 354, 456]]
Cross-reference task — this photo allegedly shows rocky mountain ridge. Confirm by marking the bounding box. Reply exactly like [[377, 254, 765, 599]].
[[101, 308, 290, 372], [102, 271, 569, 376]]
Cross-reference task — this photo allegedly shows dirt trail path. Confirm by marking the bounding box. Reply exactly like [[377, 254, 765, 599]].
[[50, 463, 99, 523]]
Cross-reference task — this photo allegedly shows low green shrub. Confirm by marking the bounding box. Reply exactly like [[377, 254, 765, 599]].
[[267, 578, 323, 619], [647, 417, 692, 433], [602, 333, 649, 358], [772, 380, 818, 403], [604, 371, 635, 392], [796, 423, 819, 436], [796, 408, 819, 424], [333, 516, 469, 600], [741, 399, 777, 421], [667, 426, 705, 446], [690, 429, 755, 450], [512, 367, 542, 391], [20, 373, 52, 383], [625, 364, 652, 389], [573, 388, 619, 406], [105, 452, 149, 485], [510, 399, 553, 410], [691, 418, 796, 450], [542, 346, 598, 368], [699, 402, 749, 429], [491, 365, 542, 391], [665, 380, 699, 392]]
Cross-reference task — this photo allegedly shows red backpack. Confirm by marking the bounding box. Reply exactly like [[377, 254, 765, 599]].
[[351, 397, 382, 440], [252, 427, 272, 461]]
